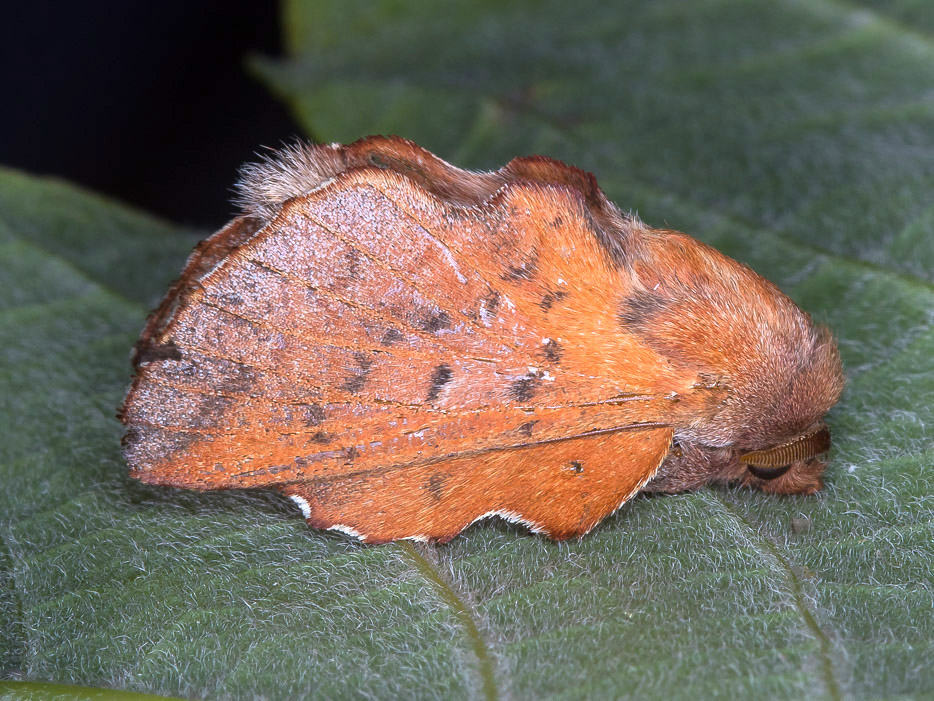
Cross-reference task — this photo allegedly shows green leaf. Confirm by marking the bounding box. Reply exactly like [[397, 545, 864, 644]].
[[3, 1, 933, 699], [0, 681, 181, 700]]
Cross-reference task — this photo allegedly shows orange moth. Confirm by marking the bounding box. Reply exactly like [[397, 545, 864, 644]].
[[120, 136, 845, 543]]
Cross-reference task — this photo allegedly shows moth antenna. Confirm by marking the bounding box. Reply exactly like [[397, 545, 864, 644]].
[[739, 426, 831, 467]]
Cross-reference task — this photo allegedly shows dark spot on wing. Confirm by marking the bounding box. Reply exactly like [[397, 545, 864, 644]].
[[191, 394, 234, 428], [541, 339, 563, 364], [505, 264, 532, 281], [218, 292, 243, 308], [484, 291, 500, 316], [567, 460, 584, 474], [310, 431, 333, 444], [551, 216, 564, 229], [380, 328, 404, 346], [121, 426, 141, 450], [133, 340, 183, 367], [472, 290, 501, 322], [539, 288, 568, 312], [420, 309, 452, 333], [502, 250, 539, 281], [510, 375, 538, 402], [161, 351, 258, 395], [425, 472, 449, 502], [426, 364, 453, 402], [341, 352, 374, 393], [300, 403, 326, 427], [211, 360, 258, 395], [619, 290, 668, 328], [343, 446, 358, 464], [517, 420, 538, 437], [342, 249, 363, 281]]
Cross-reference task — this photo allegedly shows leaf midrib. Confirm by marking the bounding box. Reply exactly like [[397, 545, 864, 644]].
[[711, 494, 844, 701], [401, 542, 500, 701]]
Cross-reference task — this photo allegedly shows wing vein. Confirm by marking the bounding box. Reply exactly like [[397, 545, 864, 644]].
[[137, 371, 670, 420], [269, 423, 672, 485]]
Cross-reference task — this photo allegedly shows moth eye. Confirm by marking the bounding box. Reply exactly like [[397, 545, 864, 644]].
[[747, 464, 792, 481]]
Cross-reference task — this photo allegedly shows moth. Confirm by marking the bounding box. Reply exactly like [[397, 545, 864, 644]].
[[120, 136, 845, 543]]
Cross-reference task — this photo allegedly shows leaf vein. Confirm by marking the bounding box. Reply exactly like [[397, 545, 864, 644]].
[[399, 542, 500, 701], [710, 493, 844, 701]]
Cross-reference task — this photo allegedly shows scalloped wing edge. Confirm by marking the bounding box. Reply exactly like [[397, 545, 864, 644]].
[[279, 426, 674, 543]]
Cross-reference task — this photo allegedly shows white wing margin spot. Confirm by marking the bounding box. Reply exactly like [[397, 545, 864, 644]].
[[289, 494, 312, 519]]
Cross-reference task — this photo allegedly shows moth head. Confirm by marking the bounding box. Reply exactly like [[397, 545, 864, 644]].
[[735, 423, 831, 494], [647, 423, 834, 496], [723, 324, 843, 495]]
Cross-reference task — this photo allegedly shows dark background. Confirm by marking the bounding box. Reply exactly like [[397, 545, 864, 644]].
[[1, 2, 300, 228]]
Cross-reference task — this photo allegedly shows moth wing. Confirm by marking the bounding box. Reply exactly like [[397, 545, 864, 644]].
[[282, 426, 673, 543], [122, 138, 689, 537]]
